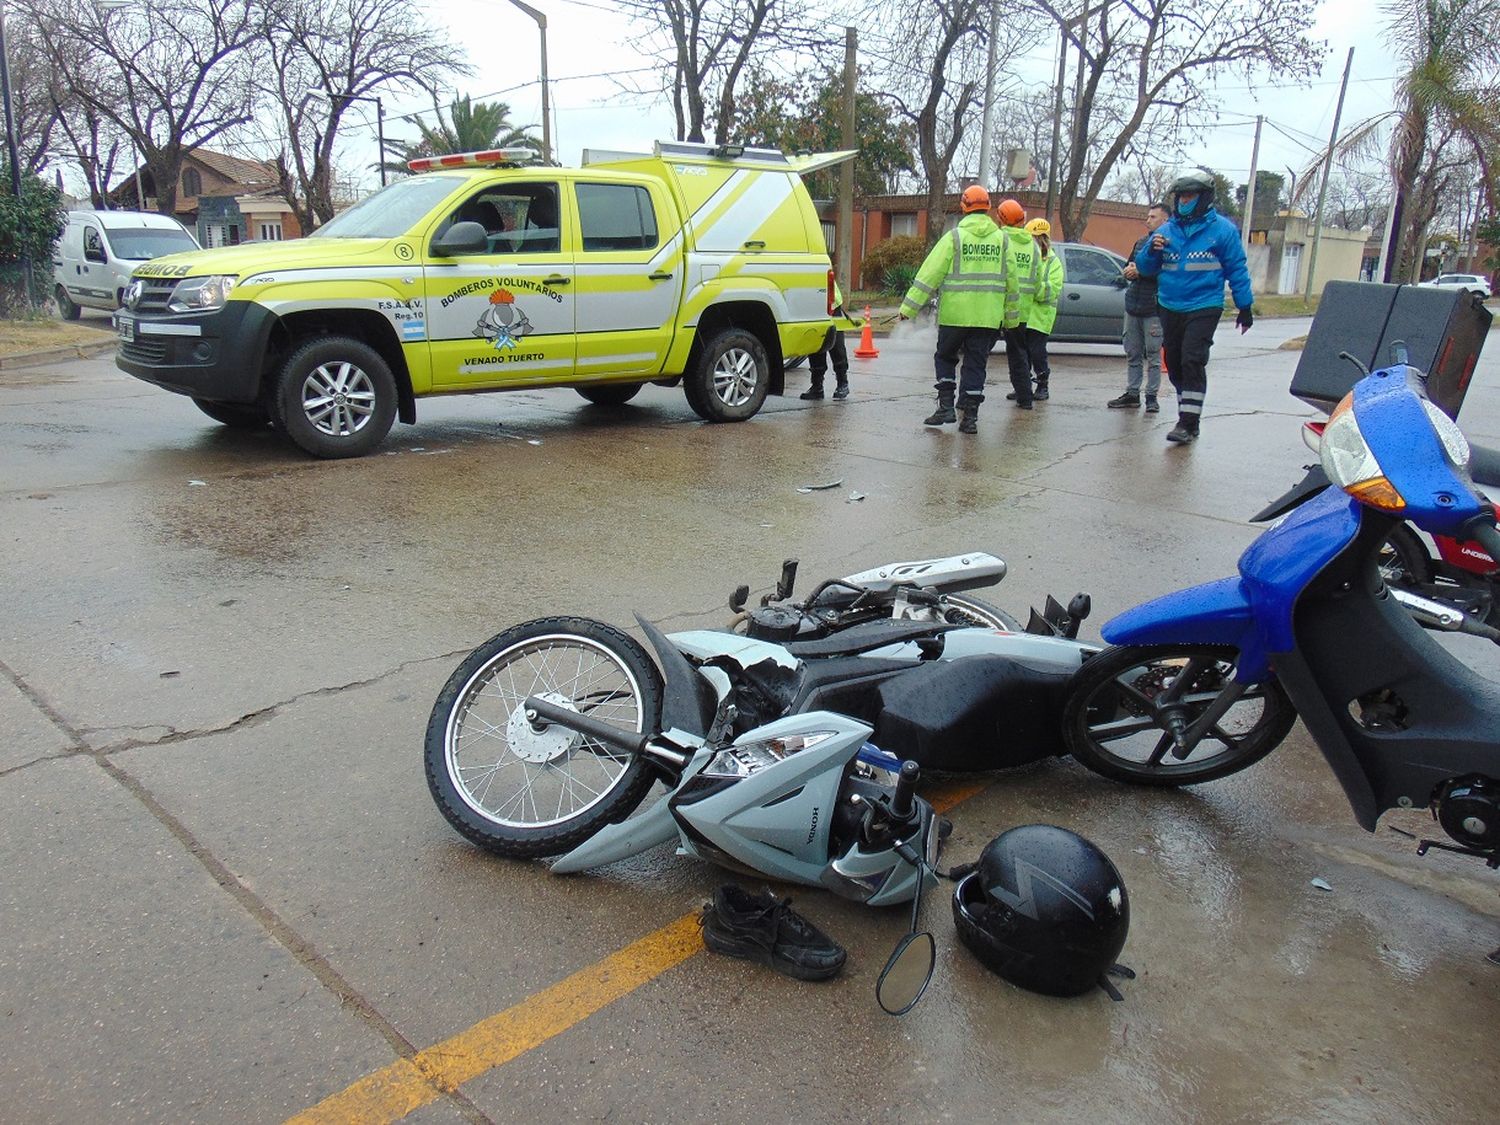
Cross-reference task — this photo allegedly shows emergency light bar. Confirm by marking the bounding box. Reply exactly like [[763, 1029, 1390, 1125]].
[[654, 140, 790, 166], [407, 147, 537, 173]]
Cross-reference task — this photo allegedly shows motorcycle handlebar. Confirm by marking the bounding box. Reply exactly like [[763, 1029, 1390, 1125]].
[[1463, 518, 1500, 569], [524, 696, 650, 756], [890, 760, 920, 823]]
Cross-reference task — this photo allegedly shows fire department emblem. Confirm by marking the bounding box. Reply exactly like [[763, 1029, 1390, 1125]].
[[474, 288, 533, 350]]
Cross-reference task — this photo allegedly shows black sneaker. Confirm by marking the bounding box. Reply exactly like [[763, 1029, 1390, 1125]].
[[699, 885, 846, 981], [799, 388, 824, 401], [1144, 397, 1160, 414], [1107, 393, 1140, 409]]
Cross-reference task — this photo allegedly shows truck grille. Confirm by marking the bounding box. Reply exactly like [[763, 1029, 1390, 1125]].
[[120, 337, 169, 364], [133, 278, 178, 313]]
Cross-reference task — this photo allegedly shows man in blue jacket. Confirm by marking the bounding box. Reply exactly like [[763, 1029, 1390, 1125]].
[[1135, 168, 1254, 444]]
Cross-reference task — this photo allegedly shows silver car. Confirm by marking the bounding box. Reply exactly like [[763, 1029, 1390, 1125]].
[[1052, 242, 1130, 344]]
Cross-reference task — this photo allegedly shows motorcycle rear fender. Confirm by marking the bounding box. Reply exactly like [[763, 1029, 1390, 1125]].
[[550, 747, 714, 874], [1101, 577, 1271, 681], [1249, 464, 1329, 523]]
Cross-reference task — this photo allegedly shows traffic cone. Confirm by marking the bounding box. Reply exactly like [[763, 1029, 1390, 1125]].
[[854, 304, 880, 358]]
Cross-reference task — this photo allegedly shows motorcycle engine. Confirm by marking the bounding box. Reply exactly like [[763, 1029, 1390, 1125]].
[[1433, 774, 1500, 852]]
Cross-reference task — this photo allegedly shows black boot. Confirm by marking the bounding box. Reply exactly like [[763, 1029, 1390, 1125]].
[[924, 386, 956, 426], [958, 398, 979, 434], [1033, 378, 1049, 401], [1166, 416, 1199, 444], [799, 383, 825, 401], [832, 379, 850, 400]]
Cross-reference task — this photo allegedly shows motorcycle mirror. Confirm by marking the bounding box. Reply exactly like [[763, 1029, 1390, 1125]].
[[877, 930, 936, 1016]]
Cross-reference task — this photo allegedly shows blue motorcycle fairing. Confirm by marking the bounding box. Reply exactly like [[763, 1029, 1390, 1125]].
[[1349, 368, 1487, 537], [1103, 489, 1361, 680]]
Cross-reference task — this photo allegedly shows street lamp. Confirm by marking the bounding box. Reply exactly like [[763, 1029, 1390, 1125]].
[[506, 0, 551, 164], [326, 92, 387, 187]]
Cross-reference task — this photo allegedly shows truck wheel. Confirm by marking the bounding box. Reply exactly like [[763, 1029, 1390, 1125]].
[[55, 285, 80, 321], [193, 398, 269, 429], [687, 328, 768, 422], [576, 383, 643, 406], [270, 336, 397, 459]]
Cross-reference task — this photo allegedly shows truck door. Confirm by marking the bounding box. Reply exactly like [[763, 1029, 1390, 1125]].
[[423, 180, 575, 389], [570, 180, 681, 377]]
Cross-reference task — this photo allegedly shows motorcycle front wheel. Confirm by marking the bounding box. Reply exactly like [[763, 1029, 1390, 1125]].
[[1062, 644, 1296, 786], [425, 617, 663, 857]]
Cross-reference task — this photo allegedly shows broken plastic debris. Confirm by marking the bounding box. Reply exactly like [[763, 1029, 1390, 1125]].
[[796, 478, 844, 493], [528, 439, 543, 446], [187, 479, 206, 487], [1310, 877, 1333, 892], [846, 491, 865, 503], [159, 670, 180, 678]]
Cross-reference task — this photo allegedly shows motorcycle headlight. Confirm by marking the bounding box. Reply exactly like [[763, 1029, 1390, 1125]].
[[167, 274, 236, 313], [1319, 393, 1405, 512], [703, 730, 836, 779]]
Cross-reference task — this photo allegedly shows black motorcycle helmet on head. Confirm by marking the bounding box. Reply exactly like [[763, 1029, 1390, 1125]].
[[952, 824, 1131, 998], [1171, 166, 1216, 222]]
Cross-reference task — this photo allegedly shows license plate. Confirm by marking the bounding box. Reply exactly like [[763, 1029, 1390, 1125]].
[[116, 314, 135, 342]]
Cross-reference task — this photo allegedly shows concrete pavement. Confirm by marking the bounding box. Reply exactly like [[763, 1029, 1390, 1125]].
[[2, 321, 1497, 1123]]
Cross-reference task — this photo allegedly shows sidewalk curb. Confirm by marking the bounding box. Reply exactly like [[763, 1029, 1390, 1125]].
[[0, 339, 116, 371]]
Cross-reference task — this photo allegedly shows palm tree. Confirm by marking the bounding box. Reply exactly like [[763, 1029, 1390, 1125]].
[[1295, 0, 1499, 281], [384, 96, 540, 176]]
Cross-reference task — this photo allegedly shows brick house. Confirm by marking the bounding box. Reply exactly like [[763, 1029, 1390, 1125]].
[[111, 149, 303, 245]]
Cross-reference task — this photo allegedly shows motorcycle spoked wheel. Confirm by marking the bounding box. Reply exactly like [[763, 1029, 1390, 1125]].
[[424, 617, 663, 857], [939, 593, 1024, 632], [1062, 644, 1296, 786]]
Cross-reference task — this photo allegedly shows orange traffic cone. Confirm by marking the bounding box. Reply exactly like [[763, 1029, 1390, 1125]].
[[854, 304, 880, 359]]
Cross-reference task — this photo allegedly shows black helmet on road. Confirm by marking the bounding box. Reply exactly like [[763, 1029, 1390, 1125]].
[[1170, 166, 1216, 221], [952, 824, 1130, 998]]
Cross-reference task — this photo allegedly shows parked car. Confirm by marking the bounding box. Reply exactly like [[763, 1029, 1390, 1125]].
[[1052, 242, 1130, 344], [1421, 273, 1493, 299], [53, 210, 200, 319]]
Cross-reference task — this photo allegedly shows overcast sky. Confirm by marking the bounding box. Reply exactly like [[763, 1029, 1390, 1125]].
[[341, 0, 1404, 203]]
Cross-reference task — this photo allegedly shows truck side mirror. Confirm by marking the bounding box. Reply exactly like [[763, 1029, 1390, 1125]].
[[430, 221, 487, 257]]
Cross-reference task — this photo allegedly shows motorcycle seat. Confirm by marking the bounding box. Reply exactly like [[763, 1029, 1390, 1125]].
[[782, 619, 956, 659]]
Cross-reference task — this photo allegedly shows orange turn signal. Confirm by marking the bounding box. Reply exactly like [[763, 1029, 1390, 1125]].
[[1346, 476, 1406, 511]]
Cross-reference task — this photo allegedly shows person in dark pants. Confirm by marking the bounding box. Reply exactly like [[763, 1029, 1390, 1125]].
[[1109, 202, 1168, 413], [801, 281, 850, 400], [995, 198, 1038, 409], [899, 185, 1018, 434], [1135, 168, 1254, 443], [1021, 218, 1064, 401]]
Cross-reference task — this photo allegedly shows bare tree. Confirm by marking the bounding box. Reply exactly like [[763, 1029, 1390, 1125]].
[[5, 7, 63, 174], [1031, 0, 1322, 242], [27, 0, 264, 215], [616, 0, 823, 144], [261, 0, 468, 231]]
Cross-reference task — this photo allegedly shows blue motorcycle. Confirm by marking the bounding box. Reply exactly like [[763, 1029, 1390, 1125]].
[[1062, 363, 1500, 870]]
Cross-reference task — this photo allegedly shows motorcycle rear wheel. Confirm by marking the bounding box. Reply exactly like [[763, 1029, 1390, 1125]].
[[425, 617, 662, 857], [1062, 644, 1296, 786], [940, 593, 1023, 632]]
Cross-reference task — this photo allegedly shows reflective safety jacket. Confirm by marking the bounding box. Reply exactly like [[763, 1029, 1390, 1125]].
[[900, 213, 1019, 328], [1026, 250, 1065, 334], [1135, 206, 1254, 313], [1001, 225, 1039, 327]]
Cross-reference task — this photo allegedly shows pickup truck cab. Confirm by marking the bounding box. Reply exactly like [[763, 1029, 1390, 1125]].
[[115, 141, 851, 457]]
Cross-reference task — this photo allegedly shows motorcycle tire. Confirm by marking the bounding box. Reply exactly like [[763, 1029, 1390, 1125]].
[[425, 616, 663, 858], [1062, 643, 1296, 787], [1377, 524, 1433, 587], [940, 593, 1024, 632]]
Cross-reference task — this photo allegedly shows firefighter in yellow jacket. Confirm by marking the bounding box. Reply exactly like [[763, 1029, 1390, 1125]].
[[899, 185, 1020, 433], [1020, 218, 1065, 401], [996, 198, 1040, 409]]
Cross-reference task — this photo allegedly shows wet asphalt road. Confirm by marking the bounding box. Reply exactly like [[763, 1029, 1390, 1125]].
[[3, 321, 1499, 1123]]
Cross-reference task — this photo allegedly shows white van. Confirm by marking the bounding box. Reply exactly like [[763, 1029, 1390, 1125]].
[[52, 210, 200, 318]]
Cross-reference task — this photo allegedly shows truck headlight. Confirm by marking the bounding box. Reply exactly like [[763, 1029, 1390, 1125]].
[[167, 275, 236, 312]]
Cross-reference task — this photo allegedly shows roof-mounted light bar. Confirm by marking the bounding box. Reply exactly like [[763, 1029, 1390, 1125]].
[[654, 140, 790, 166], [407, 147, 538, 173]]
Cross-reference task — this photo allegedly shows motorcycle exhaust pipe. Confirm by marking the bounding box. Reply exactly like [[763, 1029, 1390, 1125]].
[[1390, 589, 1500, 642]]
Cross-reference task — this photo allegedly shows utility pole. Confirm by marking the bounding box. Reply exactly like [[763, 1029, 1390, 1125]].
[[508, 0, 551, 164], [837, 25, 855, 294], [1044, 28, 1065, 225], [1240, 115, 1262, 249], [976, 0, 999, 190], [1304, 46, 1353, 303]]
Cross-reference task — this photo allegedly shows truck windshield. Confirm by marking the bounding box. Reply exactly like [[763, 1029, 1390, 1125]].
[[310, 177, 462, 240], [107, 227, 199, 260]]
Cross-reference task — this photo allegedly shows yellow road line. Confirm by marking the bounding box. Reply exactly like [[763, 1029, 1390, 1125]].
[[286, 913, 703, 1125], [288, 779, 990, 1123]]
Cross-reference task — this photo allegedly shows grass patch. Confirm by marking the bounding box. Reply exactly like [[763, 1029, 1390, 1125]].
[[0, 317, 111, 358], [1241, 294, 1319, 319]]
